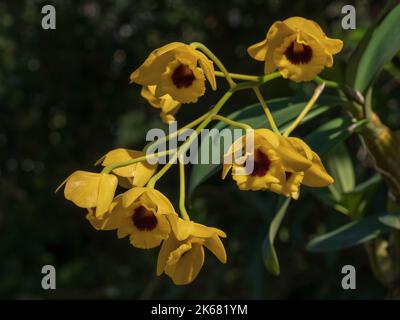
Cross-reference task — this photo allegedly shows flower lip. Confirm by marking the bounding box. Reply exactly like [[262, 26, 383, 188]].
[[171, 64, 195, 88], [284, 41, 312, 65], [251, 150, 271, 177], [132, 205, 158, 231]]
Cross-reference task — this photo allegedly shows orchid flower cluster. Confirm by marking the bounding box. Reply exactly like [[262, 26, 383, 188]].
[[57, 17, 343, 285]]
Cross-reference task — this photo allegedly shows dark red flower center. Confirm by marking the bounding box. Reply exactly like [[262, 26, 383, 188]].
[[172, 64, 195, 88], [284, 41, 312, 65], [132, 206, 158, 231], [285, 171, 293, 181], [251, 150, 271, 177]]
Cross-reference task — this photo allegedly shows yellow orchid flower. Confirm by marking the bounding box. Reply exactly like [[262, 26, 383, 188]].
[[274, 137, 334, 192], [157, 215, 227, 285], [95, 148, 157, 188], [91, 187, 177, 249], [141, 85, 181, 123], [130, 42, 217, 104], [56, 170, 118, 218], [222, 130, 333, 199], [222, 129, 312, 191], [248, 17, 343, 82]]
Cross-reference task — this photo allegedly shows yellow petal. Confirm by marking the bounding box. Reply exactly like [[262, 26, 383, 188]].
[[141, 85, 162, 109], [151, 191, 176, 215], [117, 225, 133, 239], [130, 42, 187, 86], [167, 216, 192, 240], [157, 235, 180, 276], [256, 129, 281, 148], [321, 38, 343, 55], [97, 148, 157, 181], [248, 37, 268, 61], [263, 21, 295, 74], [284, 17, 324, 38], [130, 42, 186, 85], [63, 171, 100, 208], [167, 216, 216, 241], [204, 235, 227, 263], [132, 161, 157, 187], [121, 187, 147, 208], [195, 50, 217, 90], [221, 163, 233, 180], [86, 209, 102, 230], [284, 17, 343, 55], [129, 229, 165, 249], [276, 137, 312, 171], [86, 195, 128, 230], [169, 244, 205, 285], [286, 137, 313, 160], [95, 173, 118, 218], [302, 151, 334, 187]]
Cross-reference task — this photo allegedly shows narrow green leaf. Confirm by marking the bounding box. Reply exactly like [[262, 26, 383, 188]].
[[325, 143, 355, 194], [305, 117, 366, 157], [307, 212, 399, 252], [261, 197, 291, 276], [310, 174, 382, 220], [346, 1, 400, 93], [379, 215, 400, 230]]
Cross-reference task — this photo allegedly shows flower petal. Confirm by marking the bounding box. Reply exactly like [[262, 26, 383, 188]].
[[63, 171, 100, 208], [195, 50, 217, 90], [98, 148, 156, 180], [302, 151, 334, 187], [248, 37, 268, 61], [121, 187, 147, 208], [130, 42, 186, 85], [284, 17, 343, 55], [157, 235, 180, 276], [169, 244, 205, 285], [95, 173, 118, 218], [204, 235, 227, 263]]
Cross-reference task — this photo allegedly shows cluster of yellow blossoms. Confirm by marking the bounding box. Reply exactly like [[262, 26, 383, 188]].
[[57, 149, 226, 285], [57, 17, 342, 285]]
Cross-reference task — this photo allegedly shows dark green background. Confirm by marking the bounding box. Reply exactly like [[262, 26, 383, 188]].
[[1, 0, 396, 299]]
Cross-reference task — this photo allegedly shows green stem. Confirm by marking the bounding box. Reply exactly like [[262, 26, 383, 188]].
[[146, 155, 175, 188], [147, 90, 234, 188], [253, 86, 280, 135], [101, 149, 174, 174], [314, 75, 340, 89], [190, 42, 236, 89], [212, 114, 252, 130], [283, 82, 325, 137], [178, 157, 190, 221], [215, 71, 259, 82]]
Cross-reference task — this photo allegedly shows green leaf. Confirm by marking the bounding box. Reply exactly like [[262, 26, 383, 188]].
[[304, 117, 366, 157], [311, 174, 382, 220], [189, 96, 344, 197], [379, 215, 400, 230], [325, 143, 355, 194], [307, 212, 400, 252], [261, 197, 291, 276], [346, 1, 400, 93]]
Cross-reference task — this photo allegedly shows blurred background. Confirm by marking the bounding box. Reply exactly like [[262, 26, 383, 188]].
[[1, 0, 398, 299]]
